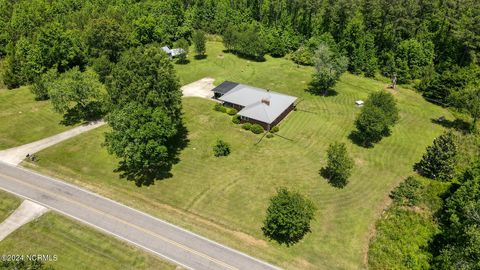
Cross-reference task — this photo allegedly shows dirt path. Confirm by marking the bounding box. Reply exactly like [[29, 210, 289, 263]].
[[0, 200, 48, 241], [0, 120, 105, 165]]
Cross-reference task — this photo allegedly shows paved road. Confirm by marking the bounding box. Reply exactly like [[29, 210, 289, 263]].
[[0, 162, 280, 270], [0, 200, 48, 241], [0, 120, 105, 165]]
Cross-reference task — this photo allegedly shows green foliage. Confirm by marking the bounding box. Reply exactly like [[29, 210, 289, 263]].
[[0, 260, 54, 270], [368, 207, 438, 270], [109, 44, 182, 123], [354, 91, 399, 146], [222, 22, 267, 60], [419, 64, 480, 105], [270, 126, 279, 133], [390, 177, 423, 207], [250, 123, 264, 134], [85, 17, 130, 62], [133, 15, 166, 45], [231, 114, 241, 124], [104, 103, 178, 186], [341, 12, 378, 75], [321, 142, 354, 188], [309, 42, 348, 95], [241, 123, 252, 130], [262, 187, 316, 245], [213, 103, 227, 112], [3, 37, 44, 88], [434, 164, 480, 269], [193, 30, 206, 56], [414, 132, 458, 181], [36, 22, 86, 72], [174, 38, 189, 63], [213, 139, 231, 157], [394, 39, 434, 83], [48, 67, 106, 124], [226, 108, 237, 115], [31, 68, 58, 100], [291, 34, 336, 66], [450, 86, 480, 132], [89, 55, 113, 84]]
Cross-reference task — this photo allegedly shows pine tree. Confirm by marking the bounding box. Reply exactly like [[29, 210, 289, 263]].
[[414, 132, 458, 181]]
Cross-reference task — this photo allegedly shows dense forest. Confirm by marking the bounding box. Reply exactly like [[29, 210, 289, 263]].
[[1, 0, 479, 268], [1, 0, 479, 93]]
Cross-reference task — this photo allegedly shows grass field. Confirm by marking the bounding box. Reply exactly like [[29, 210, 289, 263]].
[[0, 191, 174, 270], [21, 42, 452, 269], [0, 86, 73, 150], [0, 191, 21, 222]]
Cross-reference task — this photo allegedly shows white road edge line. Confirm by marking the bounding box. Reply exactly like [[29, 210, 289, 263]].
[[6, 162, 281, 270], [0, 186, 194, 270]]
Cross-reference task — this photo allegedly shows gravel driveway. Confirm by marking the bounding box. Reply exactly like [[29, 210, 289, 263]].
[[181, 77, 215, 99]]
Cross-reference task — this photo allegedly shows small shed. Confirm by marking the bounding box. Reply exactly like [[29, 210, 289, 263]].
[[355, 100, 364, 106]]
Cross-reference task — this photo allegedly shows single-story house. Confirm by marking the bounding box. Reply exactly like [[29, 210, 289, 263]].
[[161, 46, 186, 59], [212, 81, 297, 130]]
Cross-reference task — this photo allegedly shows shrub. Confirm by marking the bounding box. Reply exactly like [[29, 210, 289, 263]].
[[232, 115, 241, 124], [213, 140, 231, 157], [266, 133, 274, 138], [214, 103, 226, 112], [270, 126, 280, 133], [262, 187, 316, 245], [390, 177, 423, 206], [250, 123, 264, 134], [242, 123, 252, 130], [227, 108, 238, 115]]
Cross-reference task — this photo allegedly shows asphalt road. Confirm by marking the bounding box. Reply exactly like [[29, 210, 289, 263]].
[[0, 162, 280, 270]]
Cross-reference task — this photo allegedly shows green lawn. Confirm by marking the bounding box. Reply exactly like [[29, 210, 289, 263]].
[[0, 86, 72, 150], [22, 42, 451, 269], [0, 210, 174, 270], [0, 191, 21, 222]]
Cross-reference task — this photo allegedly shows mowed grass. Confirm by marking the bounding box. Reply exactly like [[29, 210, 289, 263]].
[[0, 210, 175, 270], [23, 42, 451, 269], [0, 86, 72, 150], [0, 190, 21, 222]]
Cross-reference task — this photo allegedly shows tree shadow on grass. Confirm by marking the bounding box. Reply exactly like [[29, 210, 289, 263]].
[[115, 124, 190, 187], [221, 49, 266, 62], [305, 85, 338, 97], [175, 59, 190, 65], [319, 167, 347, 189], [194, 55, 207, 60], [348, 131, 374, 148], [430, 118, 471, 134]]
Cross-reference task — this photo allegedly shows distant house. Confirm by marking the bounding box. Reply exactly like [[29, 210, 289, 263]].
[[212, 81, 297, 130], [161, 46, 186, 59]]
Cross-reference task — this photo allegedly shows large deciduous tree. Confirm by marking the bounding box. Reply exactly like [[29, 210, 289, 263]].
[[106, 44, 184, 186], [104, 103, 178, 186], [309, 42, 348, 96], [48, 67, 106, 124], [353, 91, 398, 147], [85, 17, 130, 62], [262, 187, 316, 245], [108, 45, 182, 122]]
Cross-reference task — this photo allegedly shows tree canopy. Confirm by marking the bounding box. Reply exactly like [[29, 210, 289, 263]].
[[48, 67, 105, 124], [262, 187, 316, 245]]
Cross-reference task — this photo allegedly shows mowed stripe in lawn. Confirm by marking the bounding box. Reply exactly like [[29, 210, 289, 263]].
[[20, 43, 451, 269]]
